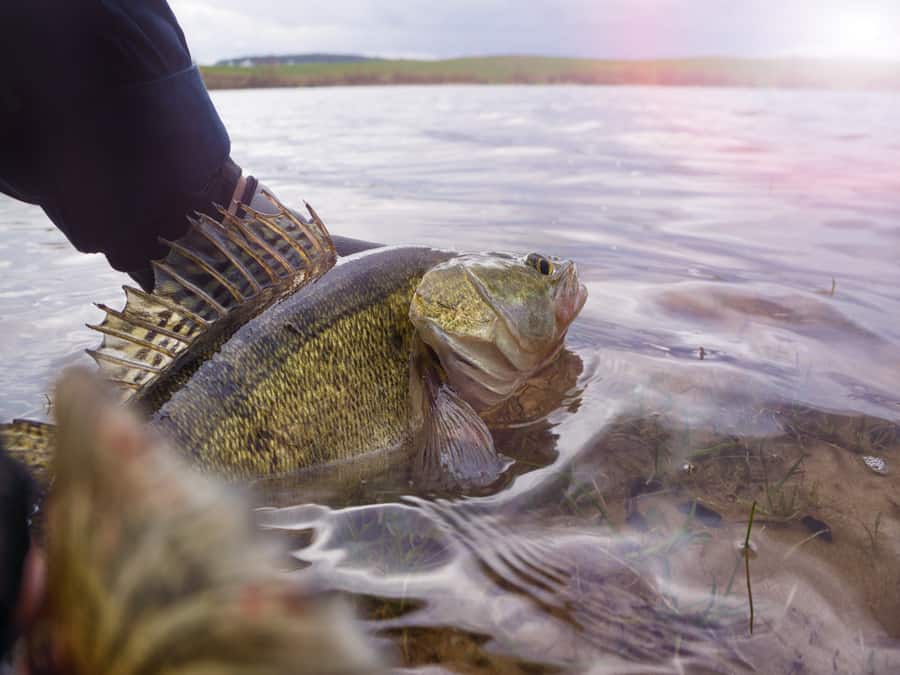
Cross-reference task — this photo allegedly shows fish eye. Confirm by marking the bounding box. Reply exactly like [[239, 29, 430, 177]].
[[526, 253, 554, 276]]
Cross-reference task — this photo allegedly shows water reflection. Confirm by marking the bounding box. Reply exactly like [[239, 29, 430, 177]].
[[256, 349, 585, 508], [2, 85, 900, 671], [260, 394, 900, 672]]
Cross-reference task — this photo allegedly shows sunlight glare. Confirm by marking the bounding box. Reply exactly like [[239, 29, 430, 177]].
[[826, 10, 894, 60]]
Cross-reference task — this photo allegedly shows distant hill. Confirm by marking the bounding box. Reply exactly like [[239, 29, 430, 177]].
[[215, 53, 380, 67], [201, 55, 900, 91]]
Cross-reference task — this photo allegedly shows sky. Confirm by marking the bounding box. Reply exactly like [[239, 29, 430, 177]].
[[169, 0, 900, 65]]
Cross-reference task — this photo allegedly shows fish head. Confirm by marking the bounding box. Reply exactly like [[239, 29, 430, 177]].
[[410, 251, 588, 410]]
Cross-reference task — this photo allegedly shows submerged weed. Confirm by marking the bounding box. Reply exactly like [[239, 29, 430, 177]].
[[756, 450, 809, 521], [859, 511, 883, 555], [742, 501, 758, 634]]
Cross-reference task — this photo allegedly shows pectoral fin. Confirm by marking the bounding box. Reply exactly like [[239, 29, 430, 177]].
[[410, 339, 510, 489]]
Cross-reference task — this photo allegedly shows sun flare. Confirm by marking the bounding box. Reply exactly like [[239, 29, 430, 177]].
[[826, 10, 894, 60]]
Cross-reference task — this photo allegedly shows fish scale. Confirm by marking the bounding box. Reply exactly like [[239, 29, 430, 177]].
[[158, 247, 453, 477]]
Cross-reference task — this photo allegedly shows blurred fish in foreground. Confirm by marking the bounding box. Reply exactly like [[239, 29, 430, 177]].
[[20, 368, 381, 675]]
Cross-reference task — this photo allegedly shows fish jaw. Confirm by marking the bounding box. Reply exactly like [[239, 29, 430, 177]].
[[410, 251, 588, 413]]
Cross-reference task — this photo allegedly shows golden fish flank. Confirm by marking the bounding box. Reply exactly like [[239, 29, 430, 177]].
[[155, 246, 586, 486]]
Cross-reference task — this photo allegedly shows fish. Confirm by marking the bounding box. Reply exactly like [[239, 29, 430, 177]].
[[21, 368, 381, 675], [157, 246, 586, 487], [2, 198, 587, 489]]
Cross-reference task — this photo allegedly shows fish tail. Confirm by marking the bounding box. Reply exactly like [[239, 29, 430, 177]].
[[1, 418, 56, 483]]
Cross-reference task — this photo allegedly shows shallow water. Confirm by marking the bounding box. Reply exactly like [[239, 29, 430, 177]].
[[2, 85, 900, 672]]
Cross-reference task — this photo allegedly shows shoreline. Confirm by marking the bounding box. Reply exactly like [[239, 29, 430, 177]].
[[200, 56, 900, 91]]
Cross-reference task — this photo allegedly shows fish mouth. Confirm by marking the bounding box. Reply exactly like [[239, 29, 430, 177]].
[[554, 262, 588, 329], [476, 260, 586, 364], [412, 254, 588, 411], [426, 265, 586, 411]]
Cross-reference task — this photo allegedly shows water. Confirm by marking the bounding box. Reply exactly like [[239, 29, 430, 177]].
[[2, 85, 899, 672]]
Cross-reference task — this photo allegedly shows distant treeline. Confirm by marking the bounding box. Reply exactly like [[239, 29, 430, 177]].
[[216, 53, 380, 67], [200, 56, 900, 91]]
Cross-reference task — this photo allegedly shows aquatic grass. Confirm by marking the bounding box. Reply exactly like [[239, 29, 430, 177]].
[[589, 478, 614, 525], [859, 419, 899, 455], [638, 503, 748, 634], [659, 562, 742, 629], [816, 278, 837, 296], [651, 499, 755, 629], [757, 451, 807, 521], [687, 438, 742, 460], [742, 501, 757, 634], [652, 443, 663, 480], [558, 469, 618, 527], [200, 57, 900, 91], [638, 501, 719, 620], [777, 405, 900, 456], [721, 553, 743, 601], [637, 500, 714, 559], [859, 511, 884, 554], [782, 529, 827, 560], [608, 412, 672, 483]]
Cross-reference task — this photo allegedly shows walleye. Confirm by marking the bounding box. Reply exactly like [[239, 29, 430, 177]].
[[2, 200, 587, 488], [157, 247, 586, 485]]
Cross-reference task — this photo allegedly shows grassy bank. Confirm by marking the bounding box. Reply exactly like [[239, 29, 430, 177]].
[[200, 56, 900, 91]]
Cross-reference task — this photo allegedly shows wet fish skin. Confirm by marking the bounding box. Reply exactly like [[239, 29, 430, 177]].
[[156, 247, 454, 479], [154, 245, 587, 484]]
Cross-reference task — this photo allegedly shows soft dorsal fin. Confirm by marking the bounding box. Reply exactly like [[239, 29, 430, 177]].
[[87, 193, 336, 406]]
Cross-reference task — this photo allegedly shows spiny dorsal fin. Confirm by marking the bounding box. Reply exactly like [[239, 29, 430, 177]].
[[88, 193, 336, 405]]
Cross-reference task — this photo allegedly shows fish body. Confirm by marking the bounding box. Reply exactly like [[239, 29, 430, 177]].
[[157, 246, 453, 477], [3, 199, 587, 488], [156, 244, 587, 485]]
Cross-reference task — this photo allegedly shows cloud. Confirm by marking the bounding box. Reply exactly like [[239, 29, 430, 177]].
[[169, 0, 900, 65], [170, 3, 350, 62]]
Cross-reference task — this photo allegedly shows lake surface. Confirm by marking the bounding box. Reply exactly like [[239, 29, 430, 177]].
[[2, 85, 900, 672]]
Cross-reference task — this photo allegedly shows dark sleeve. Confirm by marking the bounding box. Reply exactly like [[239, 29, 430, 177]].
[[0, 1, 233, 280], [0, 445, 35, 661]]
